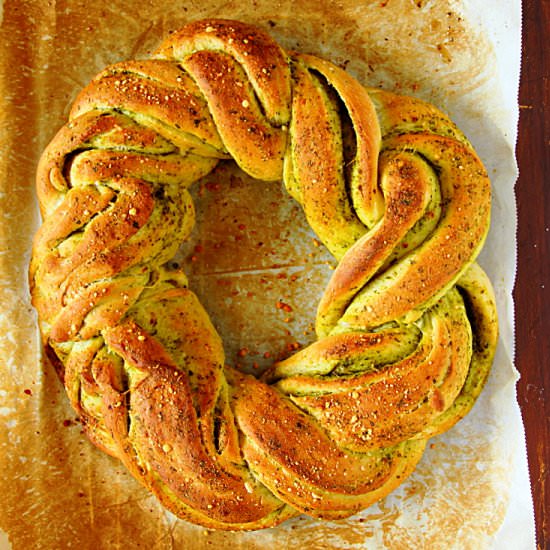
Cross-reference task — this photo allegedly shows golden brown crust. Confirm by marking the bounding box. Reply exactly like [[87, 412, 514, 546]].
[[293, 53, 383, 229], [316, 132, 491, 336], [29, 19, 498, 530], [154, 19, 292, 126]]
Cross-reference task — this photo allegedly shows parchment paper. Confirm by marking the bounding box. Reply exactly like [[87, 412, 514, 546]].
[[0, 0, 535, 548]]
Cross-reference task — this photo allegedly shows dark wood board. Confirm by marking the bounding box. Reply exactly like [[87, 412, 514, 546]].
[[514, 0, 550, 548]]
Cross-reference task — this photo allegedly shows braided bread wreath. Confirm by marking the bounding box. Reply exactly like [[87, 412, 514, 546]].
[[29, 19, 499, 531]]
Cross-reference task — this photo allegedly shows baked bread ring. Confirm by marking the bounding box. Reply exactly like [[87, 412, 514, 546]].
[[29, 19, 498, 530]]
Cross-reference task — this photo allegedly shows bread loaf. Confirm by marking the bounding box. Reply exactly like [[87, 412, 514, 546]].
[[29, 19, 498, 530]]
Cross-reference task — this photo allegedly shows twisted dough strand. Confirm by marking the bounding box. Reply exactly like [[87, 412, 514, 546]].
[[30, 19, 498, 530]]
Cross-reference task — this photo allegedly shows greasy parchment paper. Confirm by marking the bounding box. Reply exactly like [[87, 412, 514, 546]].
[[0, 0, 535, 548]]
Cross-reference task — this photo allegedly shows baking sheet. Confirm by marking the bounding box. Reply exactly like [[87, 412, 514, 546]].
[[0, 0, 535, 548]]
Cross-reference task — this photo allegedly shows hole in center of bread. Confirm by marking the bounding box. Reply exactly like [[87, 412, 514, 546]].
[[175, 161, 334, 376]]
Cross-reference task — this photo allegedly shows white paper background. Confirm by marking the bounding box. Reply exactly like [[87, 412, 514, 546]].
[[463, 1, 535, 548]]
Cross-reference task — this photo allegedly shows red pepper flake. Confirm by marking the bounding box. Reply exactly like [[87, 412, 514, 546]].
[[263, 351, 272, 359], [276, 300, 293, 313], [63, 419, 73, 427], [205, 181, 221, 192], [23, 388, 32, 396], [284, 341, 300, 354], [194, 244, 204, 254], [237, 223, 246, 231], [237, 348, 249, 357]]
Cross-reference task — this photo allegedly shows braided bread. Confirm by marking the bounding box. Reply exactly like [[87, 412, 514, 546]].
[[29, 19, 498, 530]]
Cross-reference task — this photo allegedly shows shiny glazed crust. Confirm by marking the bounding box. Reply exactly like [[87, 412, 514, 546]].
[[29, 19, 498, 530]]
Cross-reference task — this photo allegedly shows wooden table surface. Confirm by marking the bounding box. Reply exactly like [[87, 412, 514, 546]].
[[514, 1, 549, 548]]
